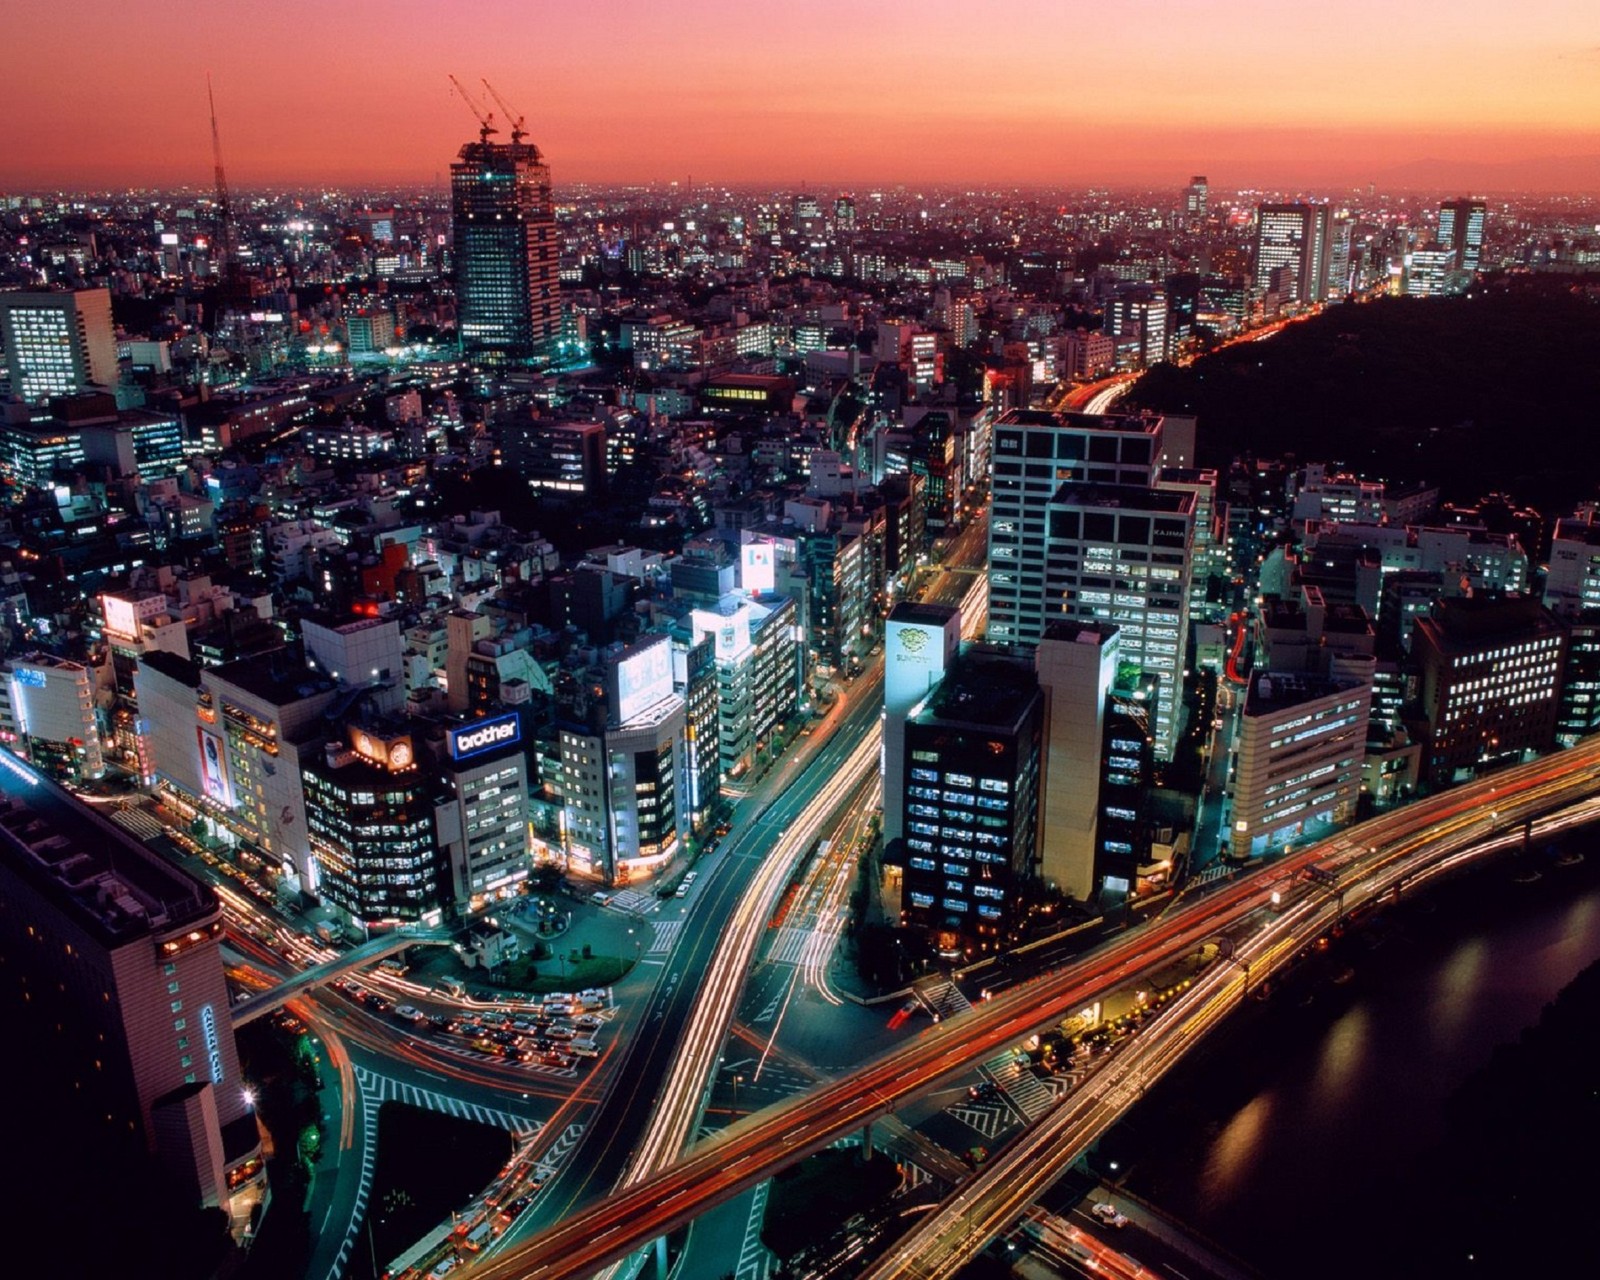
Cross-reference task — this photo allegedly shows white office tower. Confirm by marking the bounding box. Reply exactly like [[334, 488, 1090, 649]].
[[1233, 671, 1370, 859], [1253, 203, 1332, 305], [882, 603, 962, 845], [0, 287, 118, 402], [1035, 623, 1120, 900], [988, 409, 1193, 761]]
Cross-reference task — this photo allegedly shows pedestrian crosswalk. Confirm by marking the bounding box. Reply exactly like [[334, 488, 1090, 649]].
[[986, 1053, 1055, 1121], [647, 919, 681, 954], [916, 979, 972, 1020], [735, 1181, 778, 1280], [110, 806, 165, 841], [767, 925, 812, 965], [1193, 863, 1234, 886], [1044, 1065, 1092, 1098], [354, 1066, 541, 1135], [604, 888, 660, 916]]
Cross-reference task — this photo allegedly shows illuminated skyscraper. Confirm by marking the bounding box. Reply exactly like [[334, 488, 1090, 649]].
[[1183, 175, 1208, 221], [1437, 197, 1487, 273], [1253, 203, 1332, 305], [450, 127, 560, 364], [0, 287, 118, 403]]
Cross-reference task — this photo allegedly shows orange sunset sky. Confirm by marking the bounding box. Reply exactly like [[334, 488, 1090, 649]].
[[3, 0, 1597, 192]]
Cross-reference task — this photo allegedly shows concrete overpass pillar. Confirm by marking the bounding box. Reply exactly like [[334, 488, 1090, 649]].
[[861, 1121, 873, 1160], [654, 1233, 668, 1279]]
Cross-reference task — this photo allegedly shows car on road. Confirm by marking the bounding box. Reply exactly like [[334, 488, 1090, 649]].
[[1091, 1203, 1129, 1228], [575, 1013, 602, 1029]]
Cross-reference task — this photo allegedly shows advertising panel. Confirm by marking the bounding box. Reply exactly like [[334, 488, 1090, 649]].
[[885, 619, 953, 715], [449, 713, 522, 761], [741, 541, 776, 595], [613, 639, 673, 723], [196, 728, 234, 807], [102, 595, 142, 642]]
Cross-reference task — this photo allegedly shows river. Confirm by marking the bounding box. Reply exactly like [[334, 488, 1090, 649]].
[[1116, 838, 1600, 1279]]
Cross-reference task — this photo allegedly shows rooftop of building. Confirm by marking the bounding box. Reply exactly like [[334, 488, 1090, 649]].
[[1245, 670, 1364, 716], [1155, 467, 1218, 485], [1554, 515, 1600, 547], [136, 647, 202, 688], [301, 611, 396, 637], [998, 407, 1161, 435], [888, 601, 961, 627], [1414, 594, 1562, 649], [916, 649, 1040, 730], [9, 651, 90, 673], [1050, 481, 1195, 514], [0, 753, 217, 947], [1042, 619, 1119, 646], [209, 648, 338, 707]]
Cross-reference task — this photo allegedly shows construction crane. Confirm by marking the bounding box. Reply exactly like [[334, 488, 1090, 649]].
[[448, 74, 499, 144], [480, 79, 527, 145], [205, 72, 237, 278]]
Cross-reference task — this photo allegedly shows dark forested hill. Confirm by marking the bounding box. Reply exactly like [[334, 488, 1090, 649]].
[[1125, 277, 1600, 512]]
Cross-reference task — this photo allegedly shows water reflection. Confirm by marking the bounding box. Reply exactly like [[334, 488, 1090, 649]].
[[1308, 1003, 1368, 1119], [1197, 1091, 1274, 1216], [1551, 892, 1599, 976], [1428, 937, 1485, 1054], [1129, 853, 1600, 1280]]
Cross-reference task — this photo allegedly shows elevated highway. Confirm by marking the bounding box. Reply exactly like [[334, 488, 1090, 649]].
[[231, 927, 447, 1027], [467, 732, 1600, 1279], [859, 790, 1600, 1279]]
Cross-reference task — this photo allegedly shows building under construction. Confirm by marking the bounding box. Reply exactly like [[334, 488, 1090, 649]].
[[450, 81, 561, 366]]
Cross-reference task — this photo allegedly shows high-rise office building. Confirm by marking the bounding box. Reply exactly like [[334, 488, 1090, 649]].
[[1411, 596, 1566, 785], [1437, 197, 1487, 273], [450, 128, 560, 364], [0, 287, 118, 402], [1253, 203, 1332, 305], [988, 409, 1194, 761], [1183, 175, 1209, 221], [305, 722, 445, 928], [898, 649, 1042, 957], [1232, 671, 1371, 859]]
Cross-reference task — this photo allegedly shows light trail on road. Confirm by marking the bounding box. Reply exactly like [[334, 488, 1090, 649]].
[[466, 732, 1600, 1280]]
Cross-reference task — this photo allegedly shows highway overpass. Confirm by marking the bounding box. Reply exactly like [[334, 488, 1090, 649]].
[[231, 927, 447, 1027], [465, 732, 1600, 1280]]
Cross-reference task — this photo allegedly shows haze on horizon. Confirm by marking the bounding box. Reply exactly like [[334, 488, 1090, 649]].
[[3, 0, 1597, 194]]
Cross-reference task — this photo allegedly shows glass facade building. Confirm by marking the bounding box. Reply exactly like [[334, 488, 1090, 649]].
[[451, 138, 561, 365]]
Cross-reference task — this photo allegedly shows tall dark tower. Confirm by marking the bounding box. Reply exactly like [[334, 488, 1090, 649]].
[[449, 79, 560, 366], [206, 73, 238, 281]]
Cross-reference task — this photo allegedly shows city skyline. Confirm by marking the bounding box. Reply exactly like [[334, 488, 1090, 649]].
[[4, 0, 1599, 191]]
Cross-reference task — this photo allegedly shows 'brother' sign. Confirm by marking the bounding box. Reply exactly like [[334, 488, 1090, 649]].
[[449, 714, 522, 761]]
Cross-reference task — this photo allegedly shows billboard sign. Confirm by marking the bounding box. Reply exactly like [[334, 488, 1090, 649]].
[[197, 728, 233, 807], [741, 541, 776, 595], [613, 639, 673, 724], [449, 713, 521, 761], [102, 595, 142, 642]]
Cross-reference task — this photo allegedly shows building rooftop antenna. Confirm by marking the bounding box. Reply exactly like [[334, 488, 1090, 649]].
[[206, 72, 237, 276]]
